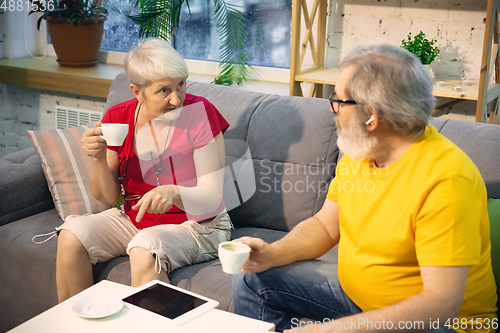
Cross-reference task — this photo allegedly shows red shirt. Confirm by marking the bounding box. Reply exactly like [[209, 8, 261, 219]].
[[101, 94, 230, 229]]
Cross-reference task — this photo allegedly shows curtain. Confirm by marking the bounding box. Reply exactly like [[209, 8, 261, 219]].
[[1, 8, 45, 59], [0, 12, 4, 58]]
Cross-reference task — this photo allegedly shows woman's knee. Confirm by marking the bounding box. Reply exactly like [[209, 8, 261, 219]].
[[129, 247, 155, 270], [57, 230, 85, 254]]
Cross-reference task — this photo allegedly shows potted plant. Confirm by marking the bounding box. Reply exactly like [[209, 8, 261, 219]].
[[401, 31, 440, 78], [30, 0, 108, 67]]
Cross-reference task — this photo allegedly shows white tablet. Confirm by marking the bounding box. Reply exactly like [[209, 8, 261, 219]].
[[122, 280, 219, 326]]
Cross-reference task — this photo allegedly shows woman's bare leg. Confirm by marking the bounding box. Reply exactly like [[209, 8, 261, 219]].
[[129, 247, 170, 287], [56, 230, 94, 303]]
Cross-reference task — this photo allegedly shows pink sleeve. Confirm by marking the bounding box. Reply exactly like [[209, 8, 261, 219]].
[[190, 100, 230, 150]]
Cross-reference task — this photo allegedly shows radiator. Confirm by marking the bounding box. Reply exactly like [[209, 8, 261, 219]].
[[40, 94, 106, 130], [55, 106, 103, 129]]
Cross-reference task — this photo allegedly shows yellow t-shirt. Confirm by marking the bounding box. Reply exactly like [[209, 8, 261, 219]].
[[327, 125, 497, 333]]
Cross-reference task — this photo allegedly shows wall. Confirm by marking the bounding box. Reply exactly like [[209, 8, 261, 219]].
[[0, 84, 106, 157], [0, 84, 39, 157], [326, 0, 487, 78], [324, 0, 488, 121]]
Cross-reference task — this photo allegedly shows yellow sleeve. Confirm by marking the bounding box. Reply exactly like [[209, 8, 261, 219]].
[[415, 175, 483, 266], [326, 162, 341, 202]]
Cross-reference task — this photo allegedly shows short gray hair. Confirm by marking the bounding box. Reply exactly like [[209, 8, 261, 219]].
[[340, 44, 435, 134], [125, 38, 188, 88]]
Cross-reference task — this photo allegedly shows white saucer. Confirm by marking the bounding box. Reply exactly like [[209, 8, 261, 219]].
[[72, 295, 124, 319]]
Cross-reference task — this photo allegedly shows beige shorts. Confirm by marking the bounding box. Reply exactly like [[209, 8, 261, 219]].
[[59, 208, 232, 274]]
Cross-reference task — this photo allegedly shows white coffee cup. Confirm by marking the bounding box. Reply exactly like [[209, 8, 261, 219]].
[[218, 241, 251, 274], [100, 124, 129, 146]]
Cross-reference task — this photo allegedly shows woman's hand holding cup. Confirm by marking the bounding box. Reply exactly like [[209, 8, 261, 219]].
[[82, 123, 129, 161], [81, 123, 107, 161]]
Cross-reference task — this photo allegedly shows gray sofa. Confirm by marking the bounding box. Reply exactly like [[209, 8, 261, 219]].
[[1, 74, 500, 332]]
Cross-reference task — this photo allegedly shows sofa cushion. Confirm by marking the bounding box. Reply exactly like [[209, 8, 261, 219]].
[[429, 118, 500, 199], [26, 125, 112, 220], [185, 82, 269, 143], [487, 198, 500, 316], [488, 198, 500, 277], [227, 93, 338, 232], [185, 82, 339, 232], [0, 148, 54, 227]]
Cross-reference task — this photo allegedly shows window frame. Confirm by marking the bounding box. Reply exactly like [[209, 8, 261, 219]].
[[40, 22, 290, 85]]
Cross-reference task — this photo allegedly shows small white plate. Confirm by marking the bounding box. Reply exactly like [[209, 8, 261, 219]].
[[72, 295, 124, 319]]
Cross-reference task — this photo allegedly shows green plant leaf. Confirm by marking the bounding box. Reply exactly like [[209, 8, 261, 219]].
[[90, 7, 108, 13], [211, 0, 251, 85], [36, 11, 50, 30], [128, 0, 252, 85], [400, 30, 440, 65], [127, 0, 175, 41]]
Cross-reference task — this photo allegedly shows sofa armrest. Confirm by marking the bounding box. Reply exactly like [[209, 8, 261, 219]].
[[0, 148, 55, 227]]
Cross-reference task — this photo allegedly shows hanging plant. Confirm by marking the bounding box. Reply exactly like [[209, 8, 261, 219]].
[[127, 0, 251, 85]]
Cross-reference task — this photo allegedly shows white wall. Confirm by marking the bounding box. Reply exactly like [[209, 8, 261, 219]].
[[0, 84, 106, 157], [0, 84, 40, 157]]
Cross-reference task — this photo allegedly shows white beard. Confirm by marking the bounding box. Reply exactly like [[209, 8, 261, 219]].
[[336, 116, 379, 161]]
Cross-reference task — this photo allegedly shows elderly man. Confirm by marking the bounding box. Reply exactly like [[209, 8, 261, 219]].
[[232, 44, 497, 333]]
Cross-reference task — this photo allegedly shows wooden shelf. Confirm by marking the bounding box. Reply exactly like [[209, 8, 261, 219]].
[[431, 80, 483, 101], [294, 66, 495, 101], [0, 57, 124, 99], [290, 0, 500, 123], [295, 67, 341, 85]]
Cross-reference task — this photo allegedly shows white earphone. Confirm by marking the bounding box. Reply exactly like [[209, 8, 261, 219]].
[[365, 115, 375, 125]]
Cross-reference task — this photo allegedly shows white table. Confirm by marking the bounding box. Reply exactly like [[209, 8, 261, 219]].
[[8, 280, 275, 333]]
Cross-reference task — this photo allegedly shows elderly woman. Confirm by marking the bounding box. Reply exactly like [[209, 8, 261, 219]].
[[56, 38, 232, 302]]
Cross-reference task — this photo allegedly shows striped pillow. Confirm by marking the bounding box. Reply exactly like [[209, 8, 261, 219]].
[[26, 124, 111, 221]]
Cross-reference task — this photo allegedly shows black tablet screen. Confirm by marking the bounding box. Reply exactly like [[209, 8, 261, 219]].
[[123, 283, 208, 319]]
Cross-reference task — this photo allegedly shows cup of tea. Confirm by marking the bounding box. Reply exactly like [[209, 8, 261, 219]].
[[218, 241, 251, 274], [100, 123, 129, 146]]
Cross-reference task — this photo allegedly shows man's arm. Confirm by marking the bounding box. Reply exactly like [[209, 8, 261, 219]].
[[287, 265, 469, 333], [237, 198, 340, 272]]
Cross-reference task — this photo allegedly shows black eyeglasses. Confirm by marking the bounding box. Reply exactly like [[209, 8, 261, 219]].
[[329, 93, 357, 114]]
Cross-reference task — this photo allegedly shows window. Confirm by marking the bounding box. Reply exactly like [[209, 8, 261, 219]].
[[97, 0, 292, 69], [99, 0, 140, 53], [174, 0, 292, 68]]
